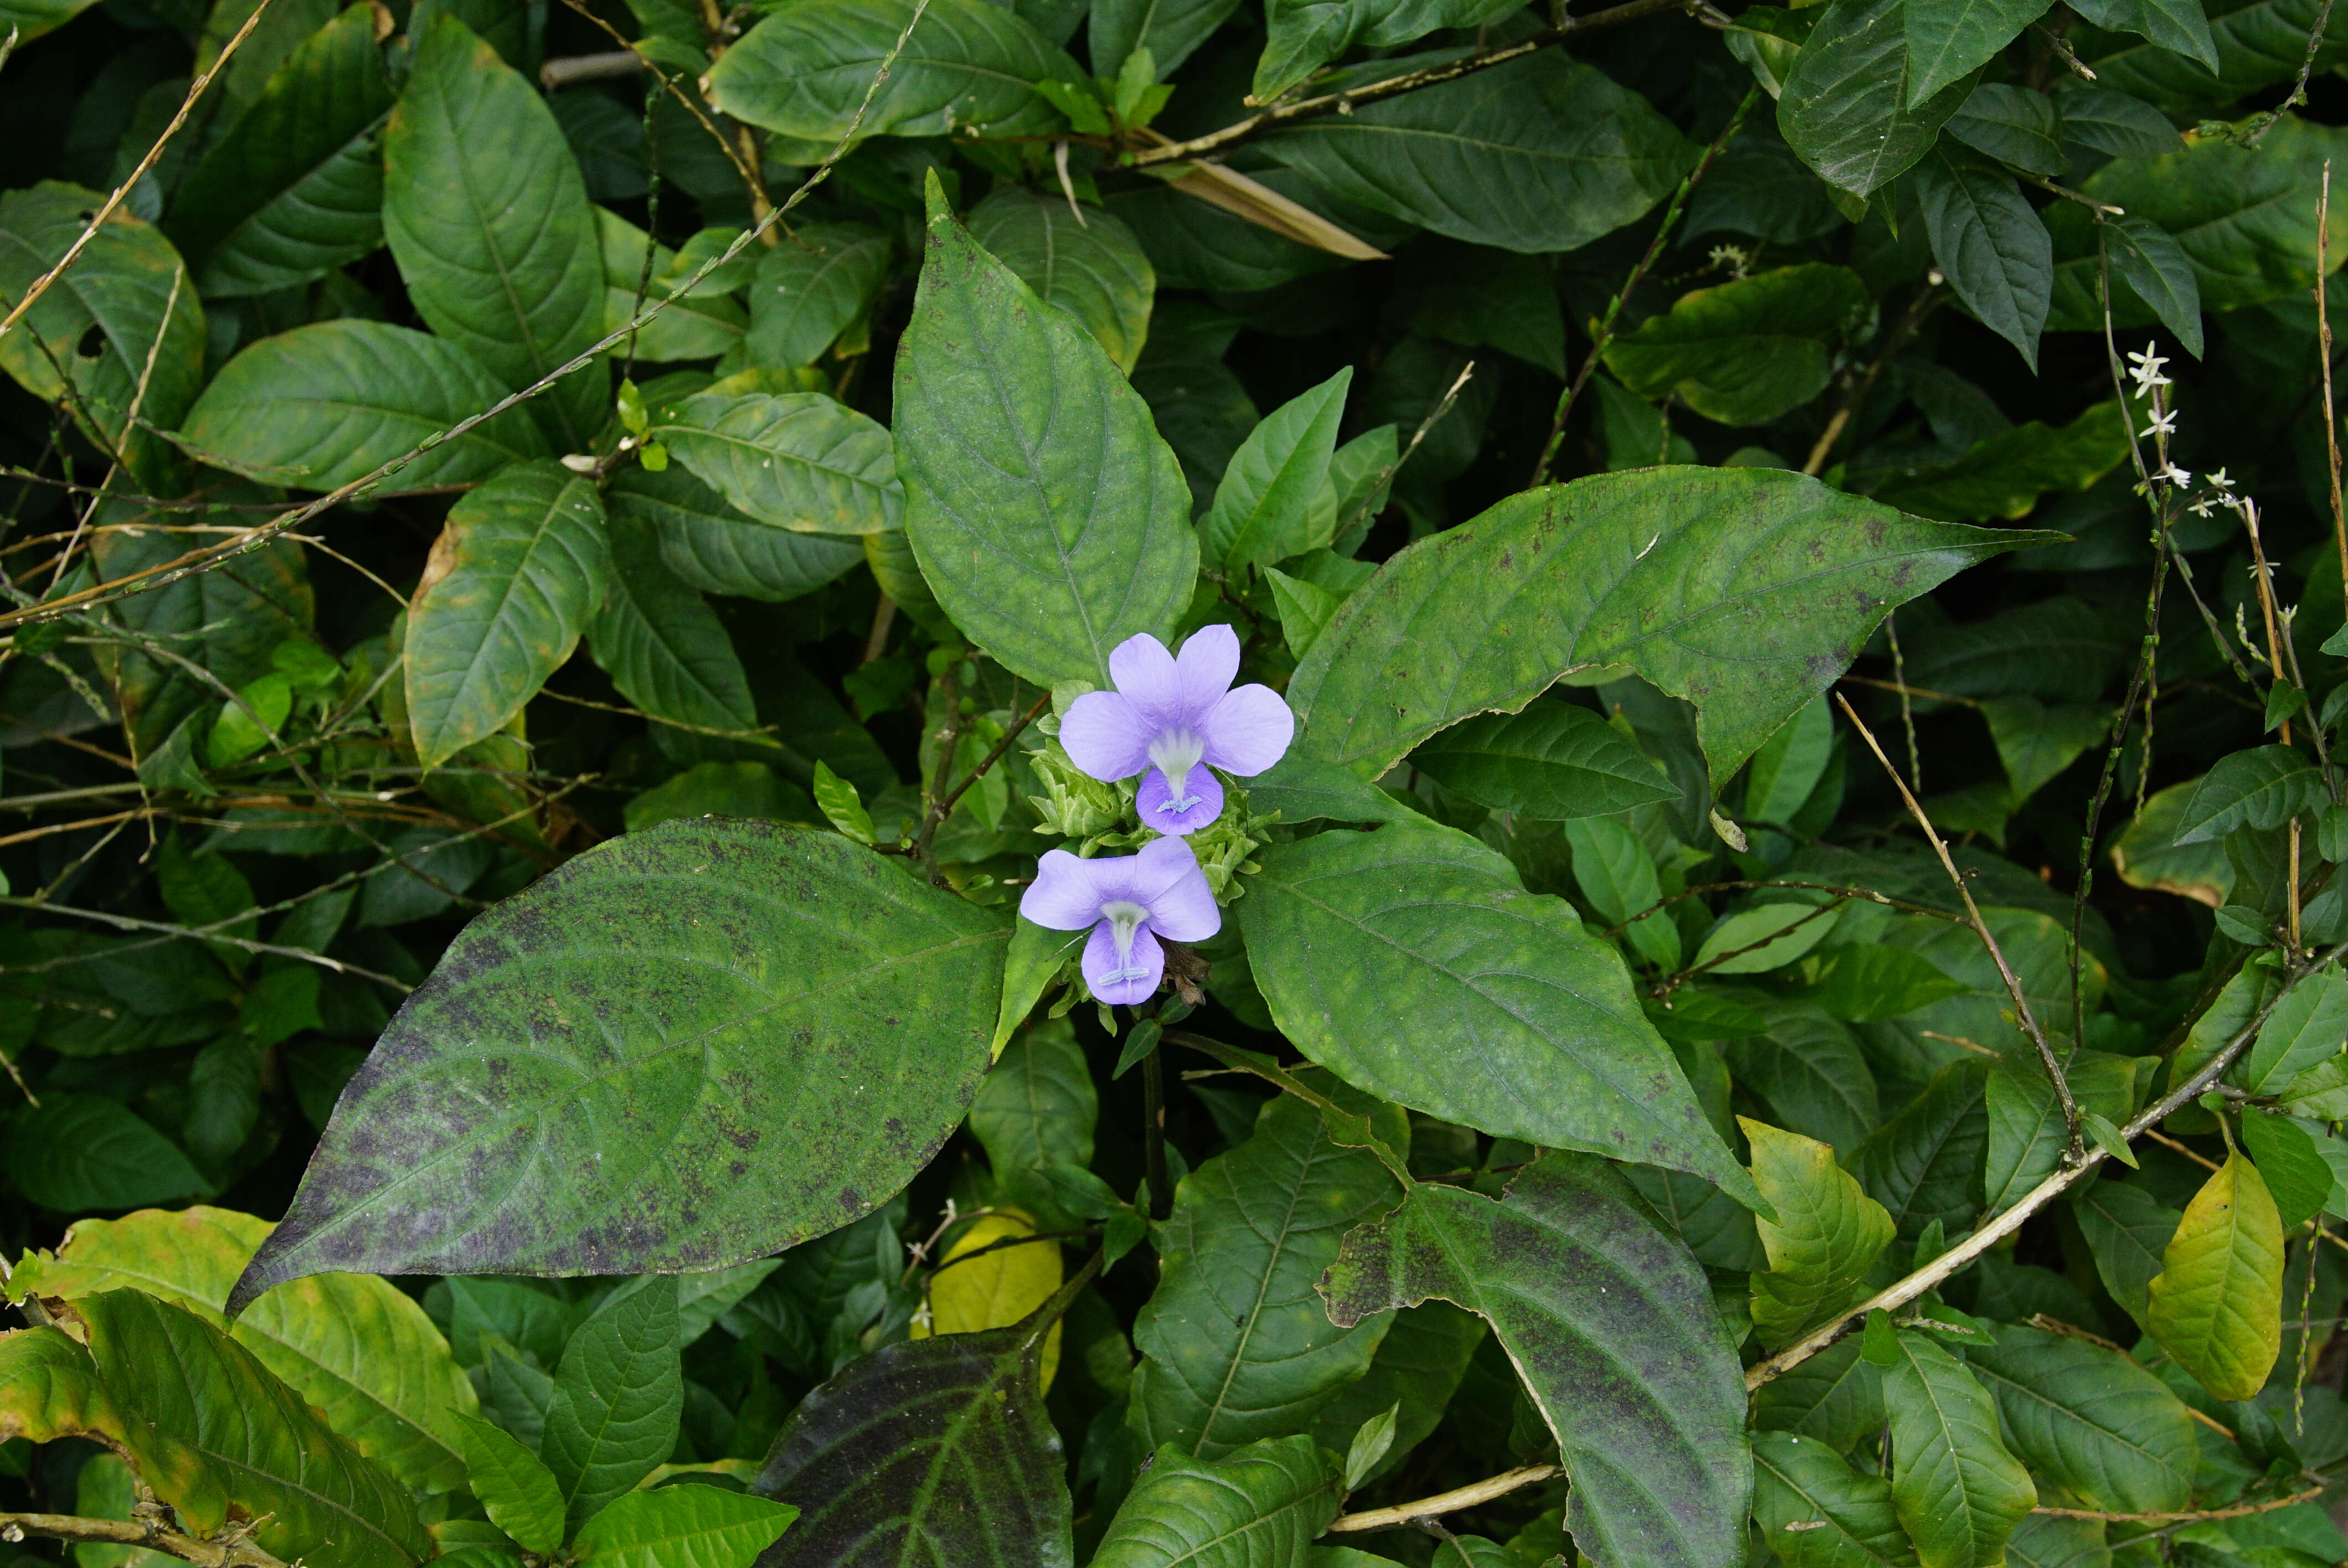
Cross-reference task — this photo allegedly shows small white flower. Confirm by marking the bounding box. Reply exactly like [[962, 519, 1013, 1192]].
[[2127, 346, 2171, 391], [2160, 462, 2193, 487], [2191, 498, 2215, 516], [2140, 409, 2179, 439], [2207, 467, 2236, 490]]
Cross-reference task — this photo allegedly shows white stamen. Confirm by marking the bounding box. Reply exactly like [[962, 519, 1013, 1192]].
[[1099, 899, 1152, 981], [1147, 729, 1207, 813]]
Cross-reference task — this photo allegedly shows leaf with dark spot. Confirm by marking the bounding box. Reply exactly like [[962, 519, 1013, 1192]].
[[233, 820, 1006, 1306]]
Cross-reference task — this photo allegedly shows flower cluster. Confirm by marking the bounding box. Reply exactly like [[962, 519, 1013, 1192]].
[[1018, 626, 1295, 1007]]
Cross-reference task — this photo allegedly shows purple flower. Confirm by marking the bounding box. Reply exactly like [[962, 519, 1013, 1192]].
[[1060, 625, 1294, 836], [1019, 837, 1221, 1006]]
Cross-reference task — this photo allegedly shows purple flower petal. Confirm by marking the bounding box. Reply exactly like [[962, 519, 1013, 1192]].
[[1173, 623, 1242, 709], [1106, 633, 1186, 729], [1059, 689, 1151, 783], [1020, 849, 1105, 931], [1130, 837, 1221, 942], [1137, 765, 1225, 837], [1083, 920, 1163, 1005], [1200, 683, 1295, 776]]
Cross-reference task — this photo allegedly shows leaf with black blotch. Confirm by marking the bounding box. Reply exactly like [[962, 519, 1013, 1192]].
[[1320, 1152, 1750, 1568], [750, 1310, 1072, 1565], [230, 821, 1004, 1301]]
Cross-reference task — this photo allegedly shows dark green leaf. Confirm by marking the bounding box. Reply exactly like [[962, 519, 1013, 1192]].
[[2175, 746, 2325, 843], [1244, 822, 1761, 1204], [405, 461, 607, 769], [5, 1094, 208, 1212], [1848, 1058, 1990, 1242], [645, 391, 901, 536], [1605, 264, 1870, 424], [1982, 1048, 2143, 1213], [2072, 0, 2223, 81], [1288, 468, 2046, 785], [2239, 1113, 2334, 1229], [455, 1412, 566, 1556], [1914, 148, 2052, 371], [230, 821, 1005, 1298], [1721, 998, 1882, 1149], [1321, 1154, 1750, 1568], [385, 13, 606, 447], [607, 462, 862, 604], [1867, 404, 2130, 523], [708, 0, 1078, 143], [1198, 368, 1350, 573], [966, 188, 1155, 374], [1410, 703, 1676, 820], [1088, 0, 1238, 74], [1307, 1301, 1485, 1487], [1964, 1323, 2196, 1514], [970, 1017, 1096, 1179], [2229, 971, 2348, 1094], [1263, 50, 1698, 252], [2070, 1179, 2182, 1330], [179, 320, 550, 491], [1130, 1089, 1404, 1458], [1943, 83, 2064, 174], [2109, 216, 2205, 358], [2052, 85, 2181, 157], [543, 1278, 684, 1530], [1094, 1435, 1341, 1566], [751, 1316, 1071, 1565], [1882, 1330, 2036, 1568], [166, 3, 395, 295], [1752, 1429, 1917, 1568], [1794, 949, 1968, 1027], [747, 222, 893, 368], [895, 174, 1197, 689], [587, 514, 759, 742], [1907, 0, 2052, 104], [1779, 0, 1976, 196]]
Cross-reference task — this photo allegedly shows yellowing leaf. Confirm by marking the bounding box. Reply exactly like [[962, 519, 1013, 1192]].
[[910, 1209, 1062, 1391], [7, 1206, 478, 1491], [1743, 1118, 1896, 1351], [2145, 1152, 2284, 1402]]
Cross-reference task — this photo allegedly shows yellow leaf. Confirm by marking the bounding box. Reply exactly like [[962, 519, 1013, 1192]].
[[909, 1209, 1062, 1392], [2146, 1151, 2283, 1401], [1742, 1118, 1896, 1351]]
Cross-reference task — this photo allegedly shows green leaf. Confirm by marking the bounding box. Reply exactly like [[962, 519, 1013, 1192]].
[[0, 0, 99, 43], [1867, 403, 2130, 522], [2175, 746, 2325, 843], [5, 1094, 208, 1212], [230, 821, 1005, 1297], [1410, 703, 1676, 821], [895, 174, 1197, 689], [1697, 903, 1843, 976], [179, 320, 550, 491], [570, 1486, 798, 1568], [2239, 1113, 2334, 1229], [1307, 1302, 1484, 1487], [404, 461, 607, 770], [1963, 1323, 2195, 1514], [1743, 1118, 1897, 1351], [1244, 821, 1759, 1204], [1130, 1088, 1404, 1458], [1089, 0, 1237, 75], [2230, 972, 2348, 1094], [1904, 0, 2052, 106], [6, 1206, 478, 1494], [2072, 0, 2217, 66], [1265, 566, 1347, 663], [1753, 1338, 1887, 1448], [384, 13, 606, 448], [645, 391, 902, 535], [748, 222, 893, 368], [1943, 84, 2064, 174], [1745, 695, 1835, 827], [0, 183, 207, 487], [2069, 1181, 2180, 1329], [595, 211, 747, 364], [1981, 697, 2110, 800], [1882, 1330, 2036, 1568], [165, 3, 395, 296], [2108, 215, 2206, 359], [1262, 50, 1698, 252], [708, 0, 1079, 143], [1199, 368, 1351, 574], [1286, 467, 2050, 786], [607, 462, 863, 604], [2054, 85, 2181, 157], [587, 514, 759, 741], [966, 188, 1155, 375], [1721, 998, 1881, 1150], [1340, 1403, 1399, 1490], [1848, 1058, 1990, 1242], [543, 1278, 684, 1530], [970, 1016, 1096, 1177], [1914, 148, 2052, 371], [1605, 263, 1870, 424], [1779, 0, 1976, 196], [1252, 0, 1520, 101], [1751, 1429, 1917, 1568], [1982, 1047, 2144, 1213], [751, 1315, 1072, 1564], [1094, 1435, 1341, 1566], [2145, 1151, 2285, 1402], [624, 760, 817, 833], [455, 1414, 566, 1556], [1321, 1154, 1750, 1568], [1565, 815, 1681, 971], [70, 1290, 430, 1568], [1794, 949, 1968, 1026]]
